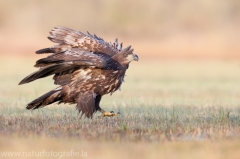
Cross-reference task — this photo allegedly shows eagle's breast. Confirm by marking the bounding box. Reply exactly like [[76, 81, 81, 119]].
[[71, 68, 125, 96]]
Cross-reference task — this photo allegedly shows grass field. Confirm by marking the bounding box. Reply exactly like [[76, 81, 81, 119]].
[[1, 57, 240, 159]]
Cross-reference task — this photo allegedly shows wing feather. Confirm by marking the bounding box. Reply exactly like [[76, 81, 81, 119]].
[[34, 48, 108, 68], [48, 26, 119, 56], [18, 60, 95, 85], [20, 26, 127, 87], [53, 73, 72, 85]]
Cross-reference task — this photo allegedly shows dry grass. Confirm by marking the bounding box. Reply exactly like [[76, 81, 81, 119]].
[[0, 57, 240, 158], [1, 0, 240, 158]]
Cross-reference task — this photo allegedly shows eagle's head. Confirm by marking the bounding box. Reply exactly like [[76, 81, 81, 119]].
[[112, 45, 138, 66]]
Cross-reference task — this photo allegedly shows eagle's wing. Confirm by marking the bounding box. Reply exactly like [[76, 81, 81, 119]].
[[34, 48, 107, 68], [37, 26, 122, 56], [18, 48, 109, 85]]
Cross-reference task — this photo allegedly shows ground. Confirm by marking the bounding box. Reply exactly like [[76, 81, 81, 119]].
[[0, 57, 240, 159]]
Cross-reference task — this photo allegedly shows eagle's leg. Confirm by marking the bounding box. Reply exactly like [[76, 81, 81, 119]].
[[95, 95, 120, 117], [98, 107, 120, 117]]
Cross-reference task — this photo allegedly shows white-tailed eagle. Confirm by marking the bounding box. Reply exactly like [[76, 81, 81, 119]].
[[19, 27, 138, 118]]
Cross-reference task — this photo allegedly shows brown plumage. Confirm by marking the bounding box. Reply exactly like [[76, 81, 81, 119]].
[[19, 26, 138, 118]]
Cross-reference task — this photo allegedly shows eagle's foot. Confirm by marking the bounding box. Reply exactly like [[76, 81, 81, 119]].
[[98, 109, 120, 118]]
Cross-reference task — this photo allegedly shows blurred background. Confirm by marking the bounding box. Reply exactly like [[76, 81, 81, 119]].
[[1, 1, 240, 157], [1, 0, 240, 108], [0, 0, 240, 59]]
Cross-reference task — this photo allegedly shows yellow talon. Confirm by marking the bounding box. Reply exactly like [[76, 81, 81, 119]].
[[98, 109, 120, 118], [102, 111, 119, 117]]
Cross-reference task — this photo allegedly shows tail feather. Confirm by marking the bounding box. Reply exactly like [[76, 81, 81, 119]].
[[26, 88, 62, 110]]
